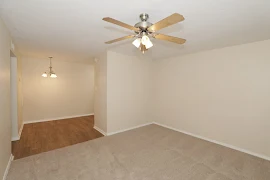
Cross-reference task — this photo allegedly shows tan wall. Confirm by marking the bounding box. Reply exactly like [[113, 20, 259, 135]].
[[0, 17, 12, 179], [22, 58, 94, 122], [107, 51, 152, 134], [153, 39, 270, 158], [94, 53, 108, 132]]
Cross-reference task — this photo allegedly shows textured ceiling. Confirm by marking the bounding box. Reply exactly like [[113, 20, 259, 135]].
[[0, 0, 270, 61]]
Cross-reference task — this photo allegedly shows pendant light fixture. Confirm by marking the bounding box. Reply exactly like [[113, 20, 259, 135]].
[[42, 57, 57, 78]]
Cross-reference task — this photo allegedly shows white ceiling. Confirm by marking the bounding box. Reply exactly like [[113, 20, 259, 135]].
[[0, 0, 270, 61]]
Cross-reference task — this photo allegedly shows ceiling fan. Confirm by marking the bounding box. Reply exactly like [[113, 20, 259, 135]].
[[102, 13, 186, 53]]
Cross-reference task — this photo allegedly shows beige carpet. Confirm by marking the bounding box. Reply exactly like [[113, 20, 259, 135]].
[[7, 124, 270, 180]]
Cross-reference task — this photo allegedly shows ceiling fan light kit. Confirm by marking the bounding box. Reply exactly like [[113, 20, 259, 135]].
[[132, 38, 141, 48], [103, 13, 186, 53]]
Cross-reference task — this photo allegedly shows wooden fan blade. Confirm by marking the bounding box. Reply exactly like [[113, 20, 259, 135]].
[[154, 34, 186, 44], [148, 13, 184, 32], [105, 35, 135, 44], [103, 17, 139, 31]]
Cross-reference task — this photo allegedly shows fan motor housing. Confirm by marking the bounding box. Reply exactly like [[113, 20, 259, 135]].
[[134, 21, 153, 31], [134, 13, 153, 32]]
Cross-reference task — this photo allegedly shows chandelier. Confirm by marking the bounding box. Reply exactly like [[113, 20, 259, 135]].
[[42, 57, 57, 78]]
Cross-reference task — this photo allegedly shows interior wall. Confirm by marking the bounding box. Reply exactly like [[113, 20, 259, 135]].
[[94, 53, 108, 132], [152, 39, 270, 158], [22, 58, 95, 123], [106, 51, 152, 134], [0, 17, 12, 179]]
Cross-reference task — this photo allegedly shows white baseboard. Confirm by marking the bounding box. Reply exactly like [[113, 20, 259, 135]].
[[93, 126, 107, 136], [12, 116, 270, 161], [2, 154, 14, 180], [23, 113, 94, 124], [153, 122, 270, 161], [107, 122, 153, 136], [11, 123, 24, 141], [11, 136, 19, 141]]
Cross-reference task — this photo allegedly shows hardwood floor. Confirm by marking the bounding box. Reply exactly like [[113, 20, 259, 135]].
[[12, 115, 103, 159]]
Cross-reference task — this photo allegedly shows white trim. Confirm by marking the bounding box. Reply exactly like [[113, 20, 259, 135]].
[[93, 126, 107, 136], [23, 113, 94, 124], [107, 122, 153, 136], [10, 56, 19, 142], [2, 154, 14, 180], [11, 117, 270, 161], [11, 136, 19, 141], [18, 123, 24, 138], [153, 122, 270, 161], [11, 123, 24, 141]]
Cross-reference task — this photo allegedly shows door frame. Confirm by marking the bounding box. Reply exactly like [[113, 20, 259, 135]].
[[10, 51, 19, 141]]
